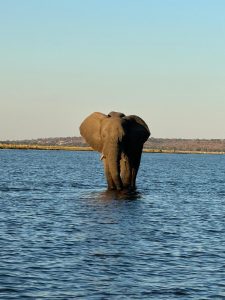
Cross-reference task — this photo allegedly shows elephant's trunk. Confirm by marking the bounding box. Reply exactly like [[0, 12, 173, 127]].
[[107, 147, 123, 190]]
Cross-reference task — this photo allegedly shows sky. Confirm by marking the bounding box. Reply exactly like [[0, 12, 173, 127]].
[[1, 0, 225, 140]]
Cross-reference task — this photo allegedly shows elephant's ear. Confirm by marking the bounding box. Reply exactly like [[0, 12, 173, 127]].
[[79, 112, 108, 152], [124, 115, 150, 144]]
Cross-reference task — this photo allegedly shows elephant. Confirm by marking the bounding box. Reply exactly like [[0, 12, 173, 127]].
[[79, 111, 150, 191]]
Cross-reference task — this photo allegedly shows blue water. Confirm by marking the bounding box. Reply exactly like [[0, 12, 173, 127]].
[[0, 150, 225, 299]]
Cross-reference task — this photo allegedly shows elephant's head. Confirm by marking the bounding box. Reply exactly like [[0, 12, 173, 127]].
[[79, 111, 150, 190]]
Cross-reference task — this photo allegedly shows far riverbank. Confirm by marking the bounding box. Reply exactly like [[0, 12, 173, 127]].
[[1, 143, 225, 155]]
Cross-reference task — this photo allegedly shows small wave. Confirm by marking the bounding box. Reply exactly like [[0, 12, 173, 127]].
[[143, 287, 190, 297], [0, 287, 18, 293], [71, 182, 92, 189], [0, 186, 37, 192], [91, 252, 123, 258]]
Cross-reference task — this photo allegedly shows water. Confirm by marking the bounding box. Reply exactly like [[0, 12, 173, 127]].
[[0, 150, 225, 299]]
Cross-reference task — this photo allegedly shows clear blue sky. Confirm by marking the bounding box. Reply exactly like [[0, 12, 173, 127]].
[[1, 0, 225, 140]]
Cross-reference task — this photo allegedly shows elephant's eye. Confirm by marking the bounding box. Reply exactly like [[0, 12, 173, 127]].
[[102, 132, 107, 138]]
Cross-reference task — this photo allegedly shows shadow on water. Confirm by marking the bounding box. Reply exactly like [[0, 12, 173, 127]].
[[90, 189, 142, 201]]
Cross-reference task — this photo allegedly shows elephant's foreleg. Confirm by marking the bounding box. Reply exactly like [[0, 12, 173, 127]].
[[103, 159, 116, 190], [131, 169, 137, 188], [130, 149, 142, 188]]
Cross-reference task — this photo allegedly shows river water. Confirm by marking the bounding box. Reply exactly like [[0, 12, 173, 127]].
[[0, 150, 225, 299]]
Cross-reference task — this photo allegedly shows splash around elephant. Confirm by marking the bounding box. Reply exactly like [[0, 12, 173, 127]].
[[79, 111, 150, 191]]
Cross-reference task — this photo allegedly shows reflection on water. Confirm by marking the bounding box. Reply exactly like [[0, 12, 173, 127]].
[[1, 150, 225, 299], [90, 189, 142, 201]]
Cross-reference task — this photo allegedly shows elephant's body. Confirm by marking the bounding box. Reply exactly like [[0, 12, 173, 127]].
[[80, 111, 150, 190]]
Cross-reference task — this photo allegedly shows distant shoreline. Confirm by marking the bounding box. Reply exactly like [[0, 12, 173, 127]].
[[1, 137, 225, 154], [0, 144, 92, 152], [1, 143, 225, 155]]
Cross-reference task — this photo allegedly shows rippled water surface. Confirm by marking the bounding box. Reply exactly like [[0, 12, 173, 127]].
[[1, 150, 225, 299]]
